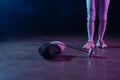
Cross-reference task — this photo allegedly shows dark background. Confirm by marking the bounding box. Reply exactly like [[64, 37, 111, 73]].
[[0, 0, 119, 36]]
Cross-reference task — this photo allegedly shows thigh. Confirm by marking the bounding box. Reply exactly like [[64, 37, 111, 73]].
[[98, 0, 110, 20], [86, 0, 96, 20]]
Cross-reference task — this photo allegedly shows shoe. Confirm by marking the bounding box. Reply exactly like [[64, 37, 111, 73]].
[[82, 41, 95, 50], [96, 40, 108, 48]]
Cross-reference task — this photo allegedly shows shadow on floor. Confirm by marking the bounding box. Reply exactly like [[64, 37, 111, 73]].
[[48, 54, 107, 62]]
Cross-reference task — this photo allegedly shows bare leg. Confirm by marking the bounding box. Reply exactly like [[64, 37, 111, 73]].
[[86, 0, 96, 42], [96, 0, 110, 48], [98, 0, 110, 41], [82, 0, 96, 49]]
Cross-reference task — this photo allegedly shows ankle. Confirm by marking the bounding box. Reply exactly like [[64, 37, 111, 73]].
[[97, 40, 105, 43], [88, 40, 94, 43]]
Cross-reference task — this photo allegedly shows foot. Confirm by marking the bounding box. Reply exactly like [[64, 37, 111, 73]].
[[82, 41, 95, 50], [96, 40, 108, 48]]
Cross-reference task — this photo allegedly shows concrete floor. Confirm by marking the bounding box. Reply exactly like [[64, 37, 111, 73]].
[[0, 35, 120, 80]]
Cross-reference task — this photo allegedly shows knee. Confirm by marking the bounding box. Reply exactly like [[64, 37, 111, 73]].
[[87, 17, 95, 22], [99, 18, 107, 22], [87, 9, 96, 22], [99, 14, 108, 22], [87, 14, 96, 22]]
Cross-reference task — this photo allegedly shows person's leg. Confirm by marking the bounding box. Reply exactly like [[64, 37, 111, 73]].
[[96, 0, 110, 48], [83, 0, 96, 49]]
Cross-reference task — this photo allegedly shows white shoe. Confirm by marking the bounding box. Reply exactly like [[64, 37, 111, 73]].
[[82, 41, 95, 50], [96, 40, 108, 48]]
